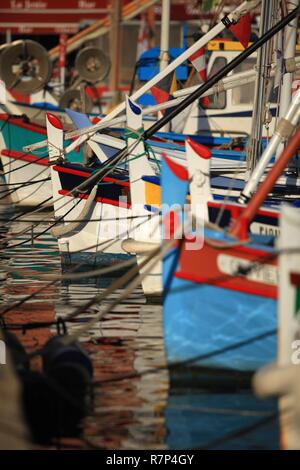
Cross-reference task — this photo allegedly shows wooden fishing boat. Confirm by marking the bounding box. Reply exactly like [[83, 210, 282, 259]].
[[45, 32, 300, 272], [45, 97, 159, 264], [0, 113, 84, 207], [39, 6, 300, 277], [0, 100, 251, 209], [162, 125, 300, 374], [45, 97, 279, 295]]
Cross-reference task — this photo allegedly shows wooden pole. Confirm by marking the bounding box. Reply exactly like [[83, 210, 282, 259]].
[[58, 34, 67, 92], [158, 0, 171, 131], [109, 0, 121, 106]]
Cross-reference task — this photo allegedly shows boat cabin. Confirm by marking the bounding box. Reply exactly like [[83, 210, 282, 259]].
[[183, 40, 300, 137]]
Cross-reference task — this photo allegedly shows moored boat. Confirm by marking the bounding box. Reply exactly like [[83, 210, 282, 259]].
[[162, 125, 300, 374]]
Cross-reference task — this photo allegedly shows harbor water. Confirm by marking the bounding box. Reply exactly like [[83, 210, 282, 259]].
[[0, 205, 279, 450]]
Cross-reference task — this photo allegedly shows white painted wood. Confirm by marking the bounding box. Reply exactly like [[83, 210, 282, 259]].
[[186, 139, 213, 221]]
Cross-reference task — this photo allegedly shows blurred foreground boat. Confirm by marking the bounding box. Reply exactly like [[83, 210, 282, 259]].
[[253, 205, 300, 449]]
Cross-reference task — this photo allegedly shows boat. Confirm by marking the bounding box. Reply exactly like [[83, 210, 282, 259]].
[[0, 113, 84, 207], [44, 7, 300, 274], [162, 125, 300, 374]]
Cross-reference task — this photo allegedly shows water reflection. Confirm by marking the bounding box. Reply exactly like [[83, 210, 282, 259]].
[[166, 387, 278, 450], [0, 207, 279, 449]]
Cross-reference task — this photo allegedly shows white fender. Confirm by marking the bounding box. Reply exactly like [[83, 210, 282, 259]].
[[278, 205, 300, 449], [186, 137, 212, 221], [253, 205, 300, 450], [121, 238, 159, 254]]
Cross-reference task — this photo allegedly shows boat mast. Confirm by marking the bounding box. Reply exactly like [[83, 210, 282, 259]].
[[159, 0, 171, 72], [247, 0, 278, 173], [275, 0, 299, 159], [237, 87, 300, 204], [159, 0, 171, 131], [109, 0, 122, 106]]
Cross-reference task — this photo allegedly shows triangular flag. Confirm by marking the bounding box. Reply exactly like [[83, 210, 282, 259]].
[[188, 47, 210, 107], [169, 72, 177, 95], [189, 47, 207, 82], [228, 13, 251, 49], [151, 72, 177, 107]]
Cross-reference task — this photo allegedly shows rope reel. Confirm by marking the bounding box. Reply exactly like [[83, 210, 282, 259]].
[[0, 39, 52, 95], [75, 46, 111, 83], [3, 330, 93, 444], [58, 87, 93, 113]]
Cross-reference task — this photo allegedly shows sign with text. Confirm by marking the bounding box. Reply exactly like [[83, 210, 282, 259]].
[[0, 0, 110, 34], [0, 1, 212, 35]]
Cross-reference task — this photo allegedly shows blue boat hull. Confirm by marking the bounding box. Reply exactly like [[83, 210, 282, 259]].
[[163, 277, 276, 372], [166, 388, 279, 449]]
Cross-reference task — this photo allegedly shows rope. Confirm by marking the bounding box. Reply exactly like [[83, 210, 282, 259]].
[[145, 142, 161, 171], [124, 126, 161, 171], [0, 152, 49, 176], [124, 127, 144, 141], [197, 413, 277, 450], [0, 173, 50, 200], [0, 209, 162, 314], [9, 196, 53, 223], [0, 177, 50, 187], [2, 197, 82, 250], [0, 213, 151, 224], [0, 133, 145, 243]]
